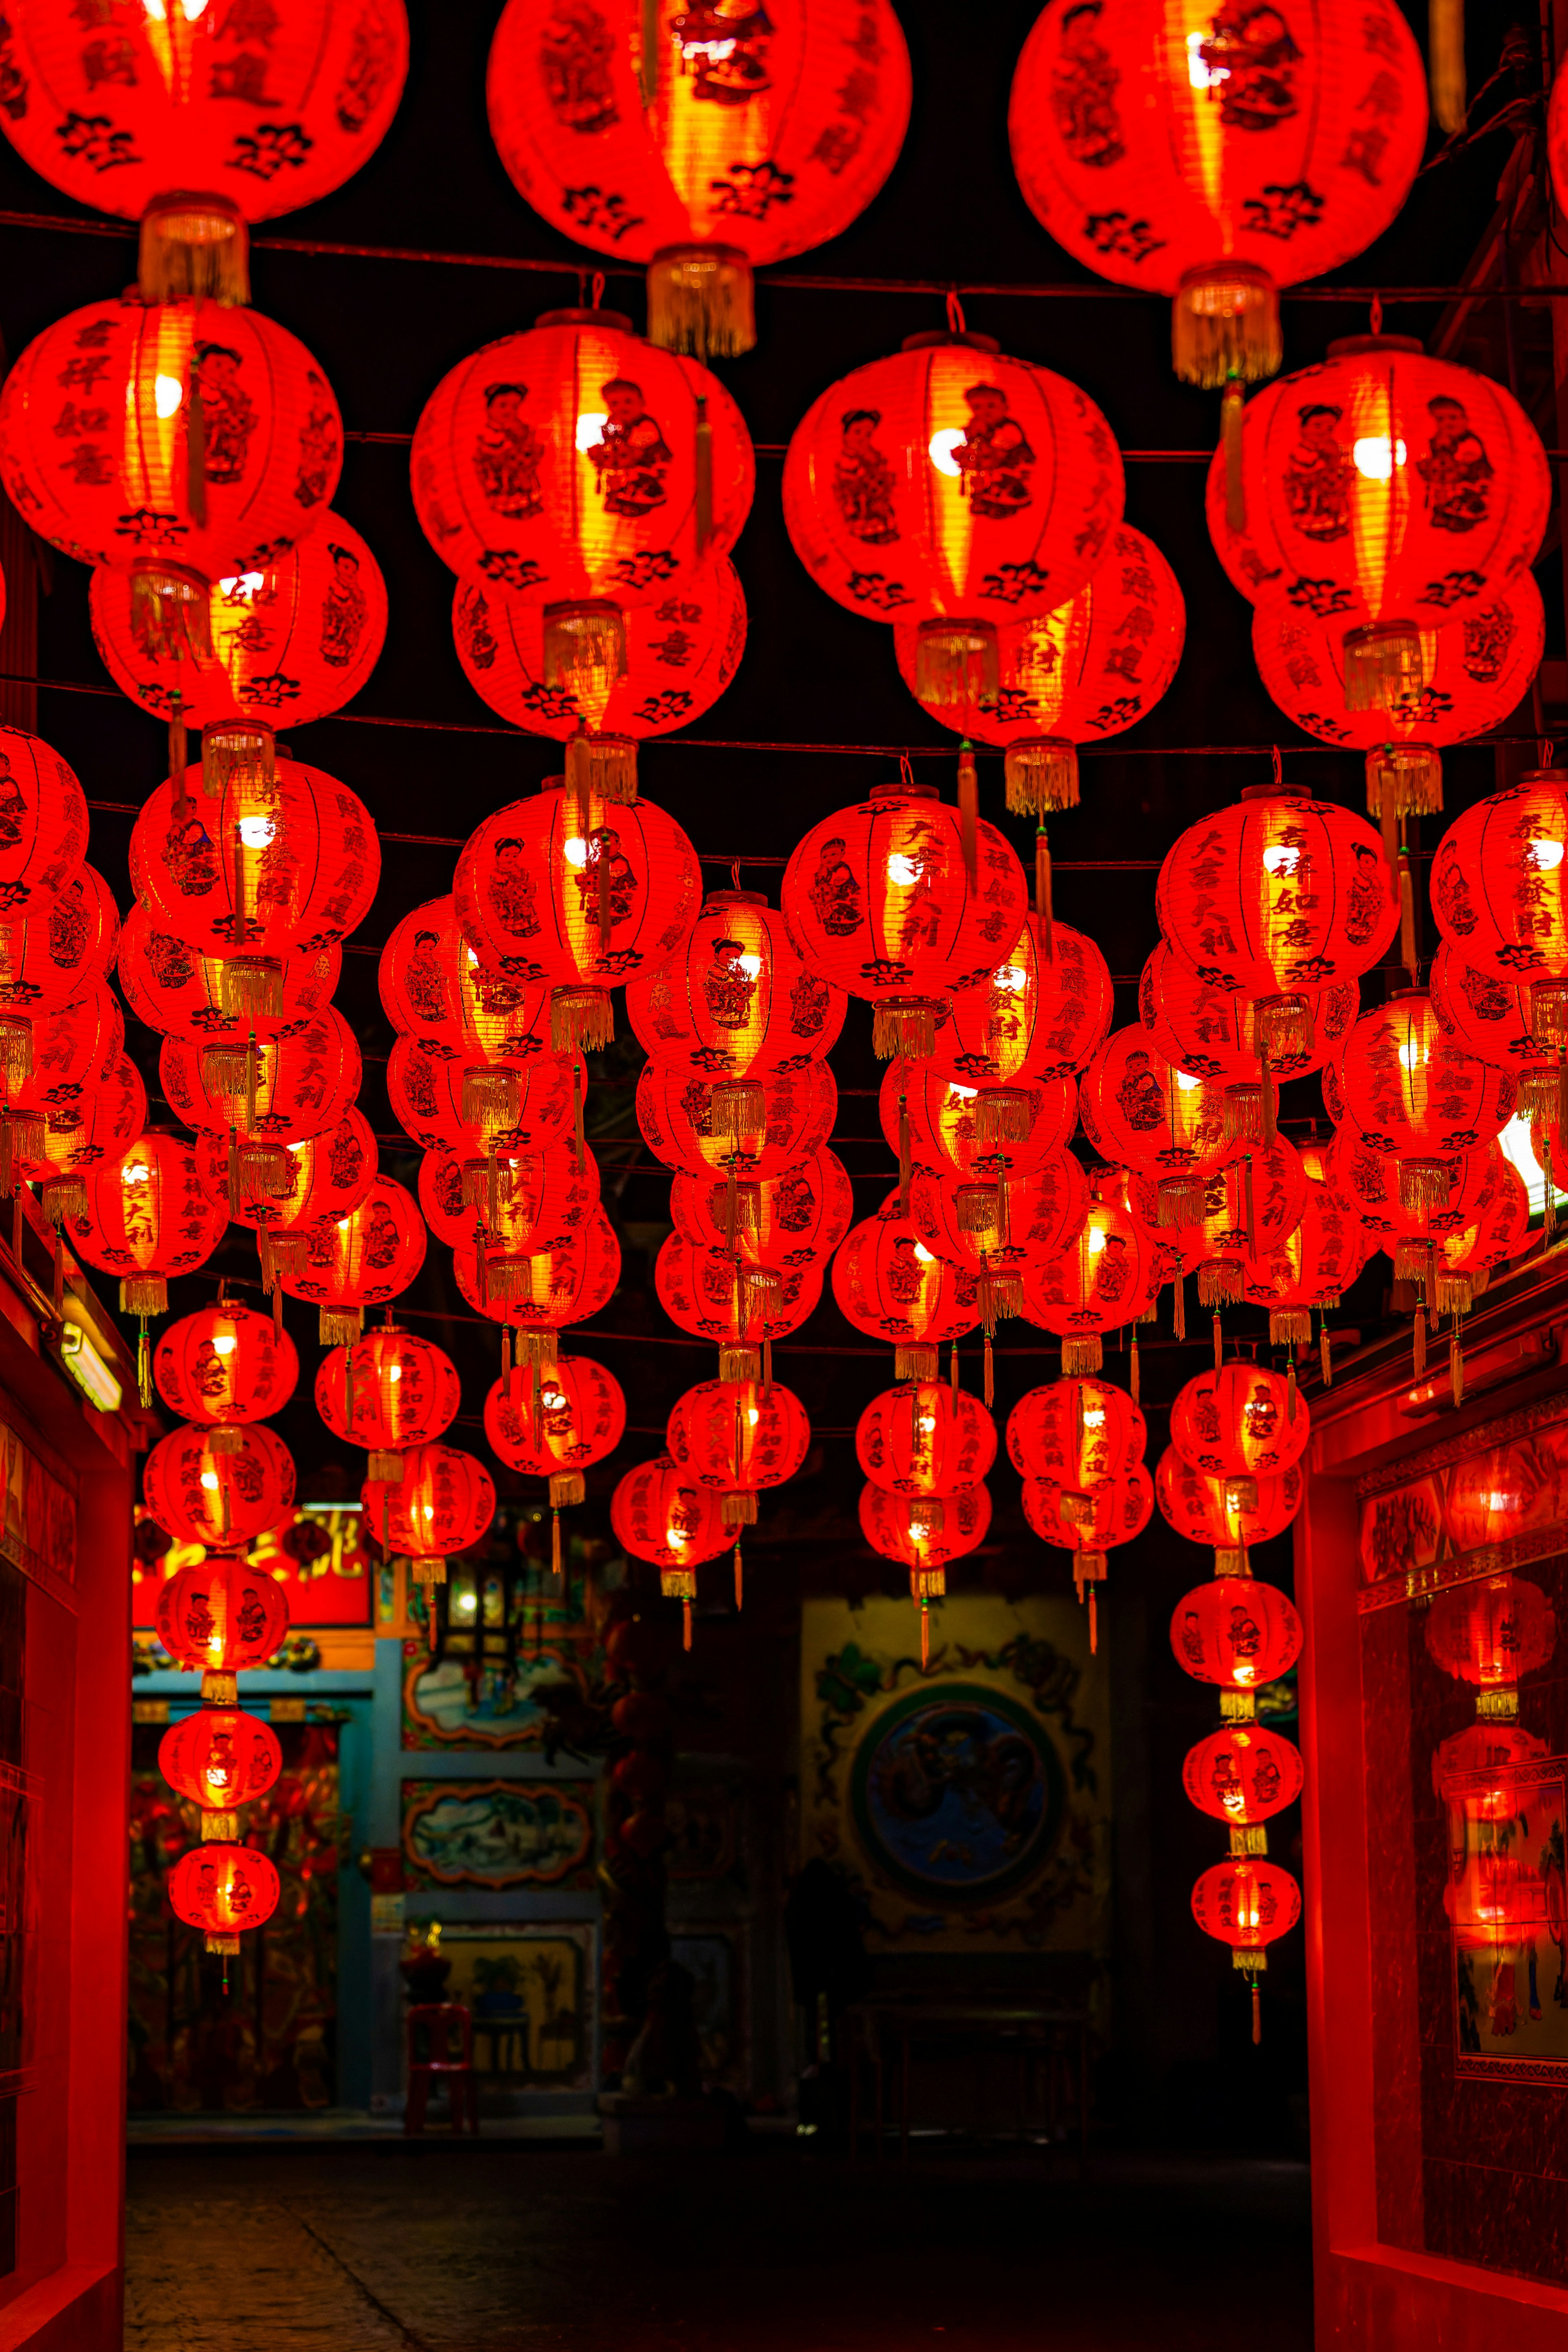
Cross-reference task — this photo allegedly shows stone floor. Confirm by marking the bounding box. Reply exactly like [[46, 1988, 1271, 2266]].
[[125, 2143, 1312, 2352]]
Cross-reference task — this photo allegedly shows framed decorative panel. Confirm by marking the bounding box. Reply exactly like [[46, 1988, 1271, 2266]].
[[401, 1777, 595, 1890]]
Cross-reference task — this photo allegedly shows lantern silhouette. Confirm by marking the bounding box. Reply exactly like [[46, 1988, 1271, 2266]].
[[860, 1480, 993, 1665], [893, 523, 1185, 812], [1429, 772, 1568, 1049], [68, 1133, 227, 1319], [1183, 1726, 1304, 1831], [857, 1383, 998, 1497], [0, 296, 342, 614], [931, 915, 1112, 1092], [143, 1422, 296, 1555], [781, 777, 1029, 1058], [783, 339, 1123, 707], [1170, 1363, 1308, 1508], [1140, 938, 1355, 1140], [611, 1456, 734, 1646], [1020, 1163, 1159, 1375], [882, 1060, 1077, 1181], [379, 894, 549, 1061], [1008, 0, 1426, 387], [1008, 1378, 1145, 1490], [315, 1331, 463, 1479], [486, 0, 912, 356], [119, 901, 341, 1045], [666, 1377, 811, 1527], [454, 558, 745, 799], [1022, 1464, 1152, 1645], [656, 1233, 821, 1381], [0, 866, 120, 1081], [454, 1207, 622, 1361], [154, 1304, 298, 1449], [626, 888, 846, 1082], [0, 724, 88, 907], [277, 1174, 428, 1344], [1078, 1025, 1230, 1218], [454, 778, 702, 1049], [365, 1443, 496, 1588], [160, 1708, 282, 1820], [832, 1193, 979, 1380], [1170, 1576, 1303, 1695], [668, 1148, 855, 1272], [1156, 1447, 1304, 1570], [1241, 1171, 1369, 1348], [1426, 1574, 1557, 1717], [638, 1060, 837, 1183], [1221, 343, 1549, 709], [1325, 990, 1515, 1216], [387, 1036, 581, 1163], [169, 1842, 282, 1956], [1192, 1858, 1302, 2036], [155, 1557, 290, 1682]]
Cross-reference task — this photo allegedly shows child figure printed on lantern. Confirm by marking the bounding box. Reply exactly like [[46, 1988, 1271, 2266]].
[[702, 937, 757, 1029], [487, 840, 543, 941], [884, 1235, 929, 1308], [192, 345, 257, 486], [573, 831, 637, 934], [1417, 396, 1493, 535], [1196, 2, 1303, 134], [833, 411, 899, 545], [403, 930, 448, 1025], [319, 543, 368, 668], [1115, 1048, 1165, 1133], [952, 386, 1035, 520], [672, 4, 774, 102], [589, 381, 672, 518], [1051, 1, 1125, 168], [539, 0, 620, 135], [475, 385, 546, 520], [1283, 405, 1351, 543], [807, 838, 862, 937]]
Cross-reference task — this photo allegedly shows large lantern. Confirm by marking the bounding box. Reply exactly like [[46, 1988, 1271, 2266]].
[[0, 723, 88, 908], [626, 889, 846, 1082], [387, 1036, 581, 1164], [120, 901, 340, 1045], [1325, 990, 1515, 1215], [1192, 1858, 1302, 2036], [1021, 1464, 1152, 1645], [1008, 1377, 1146, 1491], [857, 1383, 998, 1497], [2, 978, 125, 1183], [154, 1303, 298, 1449], [611, 1456, 734, 1646], [1134, 1138, 1308, 1316], [0, 867, 120, 1079], [1425, 1574, 1557, 1718], [832, 1192, 979, 1380], [1078, 1025, 1230, 1217], [486, 0, 912, 357], [1157, 1446, 1304, 1570], [143, 1421, 297, 1555], [666, 1377, 812, 1527], [1242, 1170, 1370, 1351], [277, 1174, 428, 1344], [1140, 939, 1355, 1138], [1183, 1726, 1304, 1832], [1020, 1162, 1159, 1374], [470, 1145, 602, 1303], [930, 915, 1112, 1092], [638, 1060, 837, 1183], [160, 1708, 282, 1819], [892, 523, 1185, 813], [655, 1233, 820, 1381], [485, 1352, 625, 1499], [155, 1557, 290, 1686], [860, 1479, 993, 1664], [67, 1133, 227, 1343], [783, 338, 1124, 705], [881, 1060, 1077, 1181], [780, 776, 1029, 1058], [669, 1147, 854, 1272], [1169, 1363, 1308, 1507], [379, 894, 548, 1063], [364, 1443, 496, 1588], [1434, 1160, 1529, 1309], [160, 1007, 362, 1166], [1171, 1575, 1303, 1704], [1008, 0, 1426, 388], [454, 1207, 622, 1366], [908, 1155, 1087, 1396], [1428, 771, 1568, 1048], [315, 1331, 463, 1479], [169, 1842, 282, 1956], [218, 1109, 379, 1285]]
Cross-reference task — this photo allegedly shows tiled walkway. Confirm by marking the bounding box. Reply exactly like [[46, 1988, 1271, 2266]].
[[126, 2145, 1312, 2352]]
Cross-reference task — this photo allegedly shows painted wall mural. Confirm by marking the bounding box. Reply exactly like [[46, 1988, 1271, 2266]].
[[401, 1777, 595, 1890]]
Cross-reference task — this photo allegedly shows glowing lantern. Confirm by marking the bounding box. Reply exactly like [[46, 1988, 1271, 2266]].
[[638, 1060, 837, 1182], [379, 894, 548, 1062], [0, 866, 120, 1081], [143, 1421, 297, 1555], [486, 0, 911, 356], [1169, 1363, 1307, 1510], [469, 1145, 602, 1306], [611, 1455, 735, 1646], [881, 1060, 1077, 1180], [1443, 1846, 1554, 1960], [1, 977, 125, 1185], [931, 915, 1113, 1092], [626, 889, 846, 1082], [1183, 1726, 1304, 1831], [668, 1148, 854, 1272], [1191, 1858, 1302, 2036], [1241, 1170, 1369, 1350], [119, 900, 340, 1044], [154, 1303, 298, 1448], [1325, 990, 1515, 1215], [214, 1109, 378, 1287], [908, 1154, 1087, 1391], [277, 1174, 428, 1344], [1425, 1574, 1557, 1717], [387, 1036, 581, 1163], [0, 723, 88, 906], [780, 776, 1029, 1059], [68, 1134, 227, 1362], [1078, 1026, 1229, 1218], [856, 1383, 998, 1496], [1429, 771, 1568, 1050], [1133, 1138, 1308, 1319], [1156, 1447, 1304, 1570], [454, 777, 702, 1049], [666, 1377, 811, 1528], [1020, 1159, 1160, 1378], [155, 1556, 290, 1682], [160, 1708, 282, 1821], [1008, 0, 1426, 387], [1021, 1464, 1152, 1645], [160, 1008, 363, 1184], [832, 1192, 979, 1380], [1170, 1575, 1303, 1697], [1140, 938, 1355, 1140], [364, 1442, 496, 1590], [654, 1234, 820, 1382], [1433, 1160, 1529, 1312], [1431, 942, 1568, 1134], [860, 1479, 993, 1665], [892, 523, 1184, 813], [1327, 1127, 1500, 1247], [315, 1331, 462, 1478], [783, 339, 1123, 709], [485, 1350, 625, 1499], [454, 1207, 622, 1365], [1007, 1378, 1146, 1490], [10, 1046, 145, 1227], [169, 1842, 282, 1956]]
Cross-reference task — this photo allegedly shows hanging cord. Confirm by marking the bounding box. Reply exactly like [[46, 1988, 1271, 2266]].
[[1370, 291, 1383, 336], [946, 290, 967, 338]]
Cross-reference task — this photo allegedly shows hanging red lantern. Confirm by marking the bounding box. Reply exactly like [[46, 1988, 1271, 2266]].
[[1326, 1128, 1502, 1247], [160, 1707, 283, 1817], [6, 1015, 141, 1210], [486, 0, 911, 357], [1429, 770, 1568, 1049], [832, 1192, 979, 1380], [910, 1153, 1088, 1280], [154, 1304, 298, 1445], [668, 1147, 854, 1273], [1169, 1363, 1309, 1501], [611, 1455, 734, 1645], [1021, 1465, 1152, 1646], [1325, 989, 1515, 1217], [1008, 0, 1426, 388], [143, 1421, 297, 1555], [1156, 1447, 1304, 1569], [1134, 1138, 1308, 1316], [1433, 1161, 1529, 1310], [1252, 574, 1545, 819], [486, 1350, 626, 1574], [1078, 1025, 1230, 1220], [277, 1174, 428, 1344], [387, 1035, 582, 1162], [666, 1377, 812, 1527], [1191, 1858, 1301, 2035], [315, 1330, 463, 1478], [119, 900, 340, 1045], [91, 511, 388, 795], [1170, 1575, 1303, 1693], [638, 1059, 837, 1185], [1241, 1170, 1370, 1348], [215, 1108, 378, 1265], [364, 1443, 496, 1588], [1220, 342, 1548, 710], [1140, 938, 1355, 1138], [892, 523, 1184, 813], [1432, 942, 1568, 1134], [379, 893, 549, 1062], [781, 775, 1029, 1059], [68, 1132, 227, 1318], [454, 1206, 622, 1360], [155, 1556, 290, 1681], [2, 977, 126, 1183], [880, 1059, 1077, 1180], [470, 1145, 602, 1305], [168, 1841, 282, 1953], [454, 558, 746, 798], [1183, 1727, 1304, 1829], [627, 887, 846, 1080], [930, 915, 1113, 1091], [160, 1007, 362, 1163], [0, 865, 120, 1081], [1425, 1574, 1557, 1714], [454, 777, 702, 1049], [0, 296, 342, 613], [1020, 1162, 1159, 1376], [860, 1479, 993, 1665], [0, 722, 88, 907], [784, 339, 1123, 708], [1443, 1846, 1554, 1958], [655, 1233, 820, 1380], [1007, 1377, 1146, 1490], [857, 1383, 998, 1497]]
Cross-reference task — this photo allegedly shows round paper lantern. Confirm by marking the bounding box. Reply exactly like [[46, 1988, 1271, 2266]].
[[1241, 1171, 1370, 1344], [1191, 1859, 1301, 2030], [1134, 1138, 1308, 1311], [893, 523, 1185, 811], [91, 511, 388, 791], [160, 1708, 282, 1816], [655, 1233, 820, 1377], [783, 339, 1124, 701], [16, 1051, 146, 1226], [1183, 1726, 1304, 1829], [0, 296, 342, 598], [1020, 1163, 1159, 1374], [1156, 1447, 1304, 1568], [128, 760, 379, 1010], [1325, 990, 1515, 1214], [1169, 1363, 1308, 1504], [484, 1352, 626, 1486], [486, 0, 911, 356], [2, 977, 125, 1178], [454, 1206, 621, 1355], [611, 1454, 733, 1644], [832, 1193, 979, 1379], [860, 1478, 992, 1663], [119, 900, 340, 1044], [216, 1108, 377, 1255], [469, 1144, 602, 1302], [626, 888, 846, 1081], [154, 1304, 298, 1440], [1222, 342, 1549, 708], [857, 1383, 998, 1497], [1141, 938, 1355, 1105], [364, 1443, 496, 1586], [67, 1133, 227, 1316], [666, 1378, 811, 1524], [1078, 1024, 1231, 1214], [143, 1421, 296, 1555], [1252, 573, 1545, 817], [0, 866, 119, 1078], [155, 1556, 290, 1678], [669, 1147, 854, 1272], [0, 724, 88, 908], [780, 777, 1029, 1058], [160, 1007, 362, 1158], [1434, 1159, 1529, 1310], [454, 557, 745, 797], [379, 894, 549, 1062], [909, 1153, 1088, 1284], [1171, 1575, 1303, 1691], [639, 1059, 837, 1188], [1009, 0, 1425, 385], [1429, 771, 1568, 1047], [168, 1842, 281, 1951], [930, 915, 1112, 1093], [1007, 1377, 1146, 1490], [315, 1330, 462, 1477], [1022, 1463, 1152, 1643], [387, 1035, 581, 1162], [454, 777, 702, 1049], [277, 1174, 427, 1343], [1425, 1573, 1557, 1706], [1431, 941, 1568, 1134], [881, 1059, 1077, 1181]]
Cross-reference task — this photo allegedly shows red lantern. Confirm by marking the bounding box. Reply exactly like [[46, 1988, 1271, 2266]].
[[655, 1233, 820, 1378], [611, 1455, 734, 1645], [1191, 1859, 1302, 2032], [1022, 1464, 1152, 1644], [626, 888, 846, 1080], [1429, 771, 1568, 1047], [1020, 1162, 1160, 1375], [880, 1060, 1077, 1180], [454, 1206, 622, 1354], [1170, 1576, 1303, 1692], [1425, 1574, 1557, 1711], [91, 511, 388, 793], [831, 1192, 979, 1380], [1183, 1727, 1304, 1827], [314, 1331, 463, 1477], [68, 1132, 227, 1317], [379, 893, 548, 1062], [1009, 0, 1426, 386], [892, 524, 1185, 813], [483, 1354, 626, 1486], [154, 1304, 298, 1441], [471, 1145, 602, 1303], [857, 1383, 998, 1496], [784, 341, 1123, 706], [1169, 1363, 1308, 1499], [364, 1442, 496, 1586], [860, 1479, 993, 1664], [0, 296, 342, 601], [143, 1421, 297, 1555], [0, 723, 88, 907], [160, 1007, 362, 1156], [1325, 989, 1515, 1216], [666, 1378, 811, 1525], [1241, 1170, 1370, 1346], [1007, 1378, 1146, 1490], [277, 1174, 428, 1344], [168, 1842, 281, 1953], [1443, 1846, 1554, 1959], [1132, 1138, 1308, 1314], [454, 778, 702, 1050], [160, 1708, 282, 1813], [2, 977, 125, 1182], [215, 1107, 378, 1250], [1221, 343, 1549, 708], [1140, 938, 1356, 1127], [387, 1035, 581, 1161], [1327, 1128, 1502, 1247], [486, 0, 911, 357], [0, 865, 120, 1080], [780, 776, 1029, 1058], [1252, 575, 1545, 820], [1156, 1447, 1304, 1568], [155, 1556, 290, 1678], [668, 1147, 854, 1273], [454, 558, 746, 797], [1433, 1160, 1529, 1312], [1432, 941, 1568, 1134], [909, 1153, 1088, 1280], [1078, 1025, 1230, 1219], [638, 1060, 837, 1185], [930, 915, 1113, 1090], [120, 899, 340, 1044], [9, 1028, 144, 1214]]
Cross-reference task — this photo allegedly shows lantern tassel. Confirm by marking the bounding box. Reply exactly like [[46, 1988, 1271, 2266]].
[[733, 1540, 743, 1612], [1035, 824, 1054, 958], [957, 743, 978, 886], [1129, 1323, 1140, 1405], [1320, 1316, 1332, 1388], [273, 1281, 283, 1342], [1212, 1312, 1223, 1373], [683, 1597, 693, 1653], [1414, 1304, 1427, 1381], [1174, 1273, 1186, 1342], [1399, 846, 1419, 982], [1450, 1332, 1464, 1410], [1222, 379, 1246, 532], [984, 1331, 993, 1409], [573, 1059, 586, 1174], [1429, 0, 1465, 131], [694, 394, 713, 556], [898, 1089, 911, 1216], [137, 1322, 151, 1410], [1243, 1150, 1257, 1256], [1252, 1976, 1262, 2046], [646, 244, 755, 360], [949, 1343, 959, 1406], [186, 366, 207, 530], [552, 1509, 562, 1579], [1089, 1585, 1098, 1655], [920, 1598, 930, 1673], [1286, 1359, 1296, 1423]]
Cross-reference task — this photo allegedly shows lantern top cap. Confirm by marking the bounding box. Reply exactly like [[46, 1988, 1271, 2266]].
[[1519, 768, 1565, 787], [899, 330, 1002, 355], [871, 777, 935, 801], [539, 774, 567, 795], [1238, 783, 1309, 804], [702, 890, 768, 911], [1324, 334, 1425, 360], [534, 307, 637, 336]]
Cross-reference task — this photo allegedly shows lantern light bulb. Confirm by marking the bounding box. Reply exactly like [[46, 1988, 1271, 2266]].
[[212, 1334, 236, 1355], [564, 838, 589, 869], [1352, 434, 1407, 481], [200, 1470, 219, 1491], [1397, 1036, 1428, 1071], [122, 1163, 151, 1186], [1087, 1224, 1107, 1254], [388, 1363, 401, 1381], [886, 852, 923, 886], [928, 429, 965, 477], [218, 571, 264, 601], [912, 1240, 935, 1265], [1261, 844, 1300, 876], [1084, 1404, 1105, 1428], [738, 954, 762, 978], [237, 815, 275, 849], [575, 412, 607, 454], [154, 373, 183, 419], [1175, 1070, 1202, 1093], [1186, 29, 1228, 85], [1528, 839, 1564, 872], [994, 963, 1027, 994]]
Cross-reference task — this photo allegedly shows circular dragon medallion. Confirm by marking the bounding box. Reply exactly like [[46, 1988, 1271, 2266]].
[[850, 1681, 1065, 1906]]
